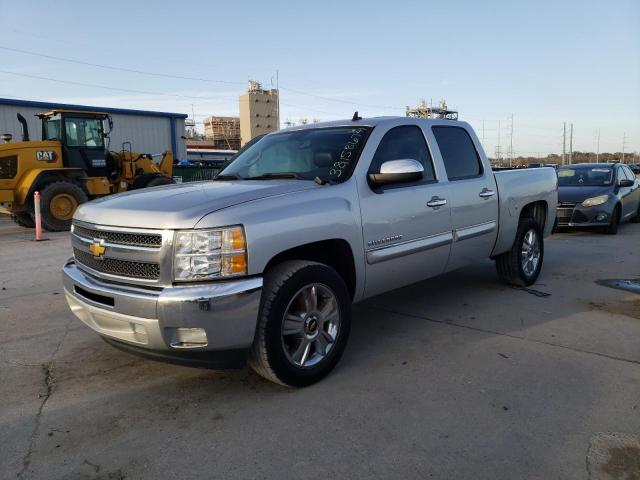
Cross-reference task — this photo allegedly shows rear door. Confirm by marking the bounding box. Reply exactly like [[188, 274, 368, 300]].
[[359, 124, 452, 298], [430, 125, 499, 271]]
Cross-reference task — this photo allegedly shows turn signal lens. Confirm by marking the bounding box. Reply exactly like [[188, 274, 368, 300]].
[[222, 254, 247, 276]]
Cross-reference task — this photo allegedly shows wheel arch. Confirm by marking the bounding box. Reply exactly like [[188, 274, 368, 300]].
[[15, 168, 87, 207], [519, 200, 548, 231], [263, 239, 357, 300]]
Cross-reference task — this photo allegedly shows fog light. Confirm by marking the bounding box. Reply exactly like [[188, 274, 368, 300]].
[[596, 213, 607, 221], [131, 323, 147, 335], [172, 327, 208, 347]]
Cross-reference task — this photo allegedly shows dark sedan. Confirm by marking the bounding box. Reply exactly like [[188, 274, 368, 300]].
[[555, 163, 640, 234]]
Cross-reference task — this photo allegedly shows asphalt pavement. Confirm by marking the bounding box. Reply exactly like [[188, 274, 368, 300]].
[[1, 216, 639, 480]]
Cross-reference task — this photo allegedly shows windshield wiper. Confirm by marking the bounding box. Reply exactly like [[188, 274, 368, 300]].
[[244, 172, 303, 180], [215, 173, 243, 180]]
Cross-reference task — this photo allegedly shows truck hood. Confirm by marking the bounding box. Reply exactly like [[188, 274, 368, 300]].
[[74, 180, 318, 229], [558, 185, 612, 203]]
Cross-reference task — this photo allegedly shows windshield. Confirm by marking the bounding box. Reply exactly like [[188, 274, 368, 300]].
[[64, 117, 105, 148], [219, 127, 371, 182], [557, 166, 613, 186]]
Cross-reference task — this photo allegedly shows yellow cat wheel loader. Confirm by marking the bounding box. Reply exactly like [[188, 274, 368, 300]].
[[0, 110, 174, 231]]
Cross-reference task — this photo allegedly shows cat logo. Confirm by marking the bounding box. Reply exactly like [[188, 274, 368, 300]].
[[36, 151, 57, 163], [88, 239, 107, 259]]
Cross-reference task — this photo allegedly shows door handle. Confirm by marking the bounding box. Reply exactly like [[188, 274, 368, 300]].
[[479, 188, 495, 198], [427, 196, 447, 208]]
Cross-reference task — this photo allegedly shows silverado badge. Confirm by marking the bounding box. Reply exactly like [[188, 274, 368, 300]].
[[89, 239, 106, 259]]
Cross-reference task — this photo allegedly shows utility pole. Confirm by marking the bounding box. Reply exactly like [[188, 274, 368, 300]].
[[622, 132, 627, 163], [497, 120, 502, 166], [596, 129, 600, 162], [569, 123, 573, 164], [562, 122, 566, 165], [276, 69, 280, 130], [508, 114, 514, 168]]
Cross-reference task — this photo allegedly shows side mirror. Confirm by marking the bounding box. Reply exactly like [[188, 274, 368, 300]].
[[368, 159, 424, 187], [619, 179, 634, 187]]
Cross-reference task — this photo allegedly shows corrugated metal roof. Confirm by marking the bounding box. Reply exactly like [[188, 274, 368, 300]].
[[0, 97, 188, 119]]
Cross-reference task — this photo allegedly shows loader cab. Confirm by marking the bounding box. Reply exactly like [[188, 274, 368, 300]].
[[39, 110, 111, 177]]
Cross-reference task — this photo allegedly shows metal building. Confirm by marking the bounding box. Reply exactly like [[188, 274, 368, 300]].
[[0, 98, 188, 161]]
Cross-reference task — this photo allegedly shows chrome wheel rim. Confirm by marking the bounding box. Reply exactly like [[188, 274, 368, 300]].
[[521, 229, 540, 276], [281, 283, 340, 368]]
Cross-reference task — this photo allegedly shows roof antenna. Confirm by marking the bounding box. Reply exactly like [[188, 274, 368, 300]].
[[352, 111, 362, 121]]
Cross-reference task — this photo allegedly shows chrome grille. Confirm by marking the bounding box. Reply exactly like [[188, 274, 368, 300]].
[[73, 223, 162, 247], [73, 248, 160, 280], [556, 202, 576, 224]]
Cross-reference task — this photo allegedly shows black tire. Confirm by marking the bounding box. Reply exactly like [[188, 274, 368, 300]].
[[39, 181, 88, 232], [11, 212, 35, 228], [146, 176, 174, 187], [131, 173, 172, 189], [249, 260, 351, 387], [495, 218, 544, 287], [604, 205, 620, 234]]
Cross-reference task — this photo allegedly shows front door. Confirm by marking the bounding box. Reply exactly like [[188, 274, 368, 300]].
[[431, 125, 499, 271], [360, 124, 452, 298]]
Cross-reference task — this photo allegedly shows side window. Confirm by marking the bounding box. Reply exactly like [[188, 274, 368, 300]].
[[432, 126, 483, 180], [369, 126, 436, 182], [623, 166, 635, 181]]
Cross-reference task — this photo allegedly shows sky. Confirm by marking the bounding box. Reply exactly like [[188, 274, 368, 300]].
[[0, 0, 638, 157]]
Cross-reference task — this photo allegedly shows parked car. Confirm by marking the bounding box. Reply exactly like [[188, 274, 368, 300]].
[[555, 163, 640, 233], [62, 116, 557, 386], [629, 163, 640, 175]]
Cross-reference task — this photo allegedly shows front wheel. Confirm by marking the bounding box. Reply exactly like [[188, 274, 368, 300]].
[[495, 218, 544, 287], [40, 181, 88, 232], [604, 205, 620, 234], [249, 260, 351, 387]]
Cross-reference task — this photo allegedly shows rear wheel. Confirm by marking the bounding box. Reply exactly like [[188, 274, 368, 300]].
[[249, 260, 351, 387], [40, 181, 88, 231], [495, 218, 544, 287], [11, 212, 35, 228], [604, 205, 620, 234], [132, 173, 173, 189], [146, 176, 174, 187]]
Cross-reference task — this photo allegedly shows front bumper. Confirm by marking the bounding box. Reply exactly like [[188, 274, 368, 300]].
[[62, 259, 262, 367], [555, 201, 614, 227]]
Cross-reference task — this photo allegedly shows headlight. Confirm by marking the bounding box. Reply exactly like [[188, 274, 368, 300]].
[[582, 195, 609, 207], [173, 226, 247, 281]]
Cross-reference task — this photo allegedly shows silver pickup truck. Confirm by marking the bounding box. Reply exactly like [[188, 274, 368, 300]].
[[62, 116, 557, 386]]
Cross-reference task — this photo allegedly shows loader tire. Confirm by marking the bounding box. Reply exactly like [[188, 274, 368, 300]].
[[11, 212, 35, 228], [40, 181, 88, 232], [146, 176, 174, 187], [132, 173, 172, 190]]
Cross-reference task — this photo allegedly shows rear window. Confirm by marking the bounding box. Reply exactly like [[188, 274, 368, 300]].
[[0, 155, 18, 179], [557, 167, 613, 186], [432, 126, 483, 180]]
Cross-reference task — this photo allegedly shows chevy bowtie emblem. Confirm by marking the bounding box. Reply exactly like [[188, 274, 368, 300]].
[[89, 239, 107, 259]]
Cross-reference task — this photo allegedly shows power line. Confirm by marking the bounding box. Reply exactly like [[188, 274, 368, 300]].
[[0, 45, 246, 86], [279, 84, 402, 111], [0, 69, 236, 102], [1, 44, 402, 113]]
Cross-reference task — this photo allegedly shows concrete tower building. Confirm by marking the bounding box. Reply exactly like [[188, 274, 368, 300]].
[[239, 80, 279, 146]]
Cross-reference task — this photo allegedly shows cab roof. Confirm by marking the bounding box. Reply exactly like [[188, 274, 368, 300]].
[[37, 109, 110, 118]]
